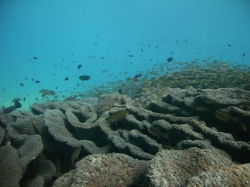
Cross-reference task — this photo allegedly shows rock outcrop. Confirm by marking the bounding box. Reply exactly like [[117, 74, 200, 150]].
[[0, 88, 249, 186]]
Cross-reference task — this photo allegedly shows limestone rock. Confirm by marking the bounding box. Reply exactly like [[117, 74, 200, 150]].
[[146, 147, 233, 187], [71, 153, 148, 187]]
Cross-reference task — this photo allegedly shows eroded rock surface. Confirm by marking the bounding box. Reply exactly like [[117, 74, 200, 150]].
[[53, 153, 147, 187]]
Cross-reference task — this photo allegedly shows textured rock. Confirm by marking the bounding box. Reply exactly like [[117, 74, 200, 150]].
[[187, 164, 250, 187], [18, 134, 43, 172], [108, 134, 154, 160], [45, 109, 109, 155], [6, 124, 43, 172], [0, 125, 5, 144], [70, 153, 148, 187], [34, 159, 56, 183], [177, 139, 232, 160], [97, 92, 124, 116], [1, 87, 250, 186], [52, 170, 74, 187], [0, 145, 23, 187], [146, 147, 235, 187], [0, 111, 16, 126], [24, 175, 44, 187]]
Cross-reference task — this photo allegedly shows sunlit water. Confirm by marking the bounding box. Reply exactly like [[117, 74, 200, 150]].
[[0, 0, 250, 112]]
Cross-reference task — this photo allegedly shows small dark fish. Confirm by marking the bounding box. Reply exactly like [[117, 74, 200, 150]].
[[77, 64, 82, 69], [128, 55, 133, 57], [141, 49, 143, 52], [242, 53, 245, 57], [25, 77, 27, 80], [31, 78, 34, 81], [3, 100, 22, 114], [36, 97, 38, 101], [24, 97, 25, 102], [77, 83, 79, 86], [134, 73, 142, 78], [35, 80, 40, 83], [228, 44, 231, 47], [101, 57, 105, 60], [79, 75, 91, 81], [20, 83, 24, 86], [33, 57, 38, 60], [65, 77, 69, 81], [3, 88, 5, 92], [167, 57, 173, 62], [118, 89, 122, 94]]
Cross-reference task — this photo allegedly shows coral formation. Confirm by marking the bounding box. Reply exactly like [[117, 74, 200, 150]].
[[0, 87, 250, 186], [0, 145, 23, 187]]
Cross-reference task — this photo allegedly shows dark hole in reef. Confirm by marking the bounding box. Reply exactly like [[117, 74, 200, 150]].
[[19, 159, 38, 186], [72, 112, 87, 123], [110, 119, 137, 131], [127, 110, 146, 121]]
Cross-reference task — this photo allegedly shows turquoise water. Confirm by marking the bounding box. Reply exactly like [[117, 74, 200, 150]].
[[0, 0, 250, 111]]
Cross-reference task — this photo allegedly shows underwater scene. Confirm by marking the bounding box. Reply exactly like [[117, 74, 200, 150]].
[[0, 0, 250, 186]]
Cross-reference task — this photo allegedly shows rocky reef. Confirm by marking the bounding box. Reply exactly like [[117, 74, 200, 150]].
[[0, 87, 250, 186]]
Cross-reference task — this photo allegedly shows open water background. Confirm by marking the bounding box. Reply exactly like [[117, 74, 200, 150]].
[[0, 0, 250, 111]]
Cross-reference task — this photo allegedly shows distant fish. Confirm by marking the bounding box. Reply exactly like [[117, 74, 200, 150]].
[[24, 97, 25, 102], [2, 100, 22, 114], [3, 88, 5, 92], [102, 69, 107, 73], [20, 83, 24, 86], [128, 55, 133, 57], [167, 57, 173, 62], [228, 44, 231, 47], [77, 64, 82, 69], [134, 74, 142, 78], [31, 78, 34, 81], [35, 80, 40, 83], [79, 75, 90, 81], [118, 88, 122, 94], [65, 77, 69, 81], [33, 57, 38, 60], [101, 57, 105, 60], [26, 59, 31, 62], [141, 49, 143, 52], [242, 53, 245, 57]]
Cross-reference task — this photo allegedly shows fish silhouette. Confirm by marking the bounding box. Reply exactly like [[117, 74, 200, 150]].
[[2, 101, 22, 114]]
